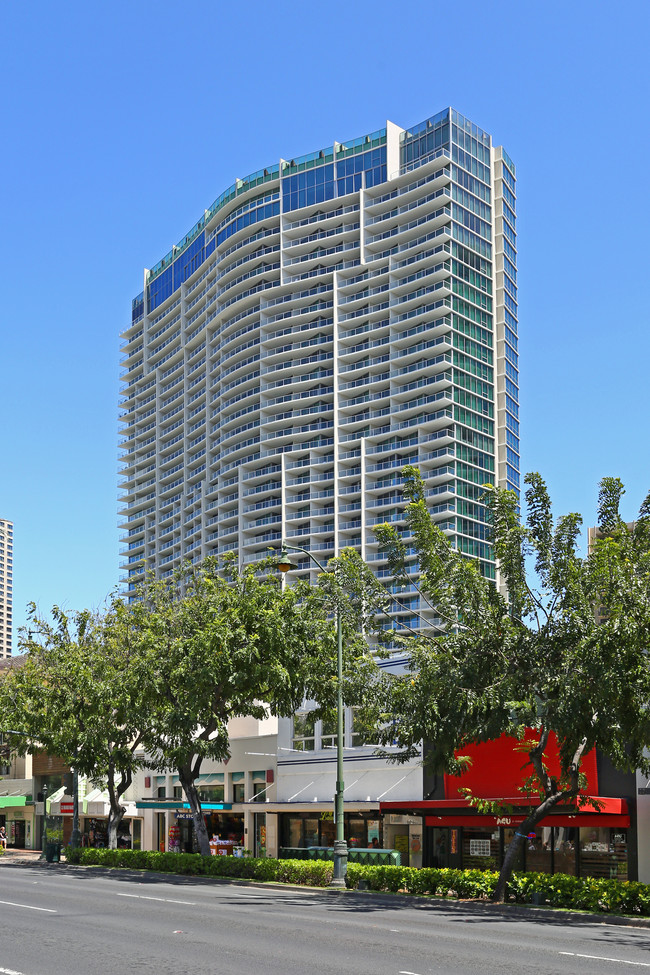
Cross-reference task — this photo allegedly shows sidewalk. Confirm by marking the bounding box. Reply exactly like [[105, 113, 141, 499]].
[[0, 847, 48, 865]]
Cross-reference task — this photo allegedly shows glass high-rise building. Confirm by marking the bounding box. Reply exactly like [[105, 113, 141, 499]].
[[119, 108, 518, 629], [0, 519, 13, 658]]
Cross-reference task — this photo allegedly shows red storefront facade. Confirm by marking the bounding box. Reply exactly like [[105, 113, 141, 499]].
[[381, 733, 635, 880]]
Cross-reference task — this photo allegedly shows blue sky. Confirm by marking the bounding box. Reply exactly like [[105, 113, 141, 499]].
[[2, 0, 649, 649]]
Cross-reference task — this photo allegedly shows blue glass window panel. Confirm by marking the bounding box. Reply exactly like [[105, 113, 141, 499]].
[[132, 296, 144, 322], [147, 265, 174, 313], [216, 202, 279, 246], [282, 164, 335, 212]]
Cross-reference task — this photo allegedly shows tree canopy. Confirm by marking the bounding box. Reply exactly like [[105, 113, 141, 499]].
[[0, 556, 377, 855], [349, 466, 650, 900], [134, 555, 376, 854], [0, 598, 152, 847]]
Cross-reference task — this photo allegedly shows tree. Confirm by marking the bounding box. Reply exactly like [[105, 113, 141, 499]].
[[356, 466, 650, 902], [134, 556, 376, 856], [0, 599, 152, 848]]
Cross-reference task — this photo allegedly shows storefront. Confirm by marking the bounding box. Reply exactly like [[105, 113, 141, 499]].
[[170, 806, 244, 853], [80, 816, 141, 849], [381, 799, 632, 880], [393, 732, 638, 879], [278, 810, 384, 854], [0, 797, 34, 849], [46, 791, 142, 849], [136, 800, 245, 853]]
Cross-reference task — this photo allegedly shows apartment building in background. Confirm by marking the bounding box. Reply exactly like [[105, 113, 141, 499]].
[[119, 108, 519, 630], [0, 518, 13, 657]]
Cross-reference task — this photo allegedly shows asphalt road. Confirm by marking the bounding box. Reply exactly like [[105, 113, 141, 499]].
[[0, 865, 649, 975]]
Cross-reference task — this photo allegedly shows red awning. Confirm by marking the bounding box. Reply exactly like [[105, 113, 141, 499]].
[[424, 812, 630, 828], [381, 796, 629, 829], [381, 796, 627, 814]]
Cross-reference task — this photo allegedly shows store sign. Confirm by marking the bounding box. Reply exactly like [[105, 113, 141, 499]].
[[385, 814, 421, 826], [176, 812, 194, 820], [60, 802, 74, 815], [469, 838, 491, 857]]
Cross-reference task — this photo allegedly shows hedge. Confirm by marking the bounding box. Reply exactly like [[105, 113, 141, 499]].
[[63, 848, 650, 916], [64, 848, 333, 887]]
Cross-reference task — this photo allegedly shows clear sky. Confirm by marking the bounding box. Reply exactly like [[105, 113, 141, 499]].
[[2, 0, 649, 650]]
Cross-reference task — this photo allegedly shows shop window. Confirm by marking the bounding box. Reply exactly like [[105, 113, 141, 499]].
[[319, 815, 335, 847], [197, 784, 224, 802], [462, 827, 499, 870], [207, 812, 244, 845], [303, 817, 319, 847], [292, 711, 315, 751], [580, 827, 627, 880], [132, 819, 142, 851], [232, 783, 245, 803], [157, 786, 166, 799], [173, 786, 183, 799], [348, 818, 368, 849], [554, 826, 578, 876], [156, 813, 166, 852], [251, 782, 266, 802], [523, 825, 553, 874]]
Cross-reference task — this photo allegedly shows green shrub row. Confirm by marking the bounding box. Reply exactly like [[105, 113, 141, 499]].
[[345, 863, 650, 915], [63, 848, 650, 916], [64, 847, 333, 887]]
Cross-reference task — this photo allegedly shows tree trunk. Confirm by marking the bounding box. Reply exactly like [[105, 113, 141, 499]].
[[106, 768, 132, 850], [178, 765, 210, 856], [491, 793, 569, 903], [107, 802, 126, 850]]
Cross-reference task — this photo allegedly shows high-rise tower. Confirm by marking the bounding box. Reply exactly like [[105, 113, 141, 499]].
[[119, 109, 518, 629], [0, 518, 13, 657]]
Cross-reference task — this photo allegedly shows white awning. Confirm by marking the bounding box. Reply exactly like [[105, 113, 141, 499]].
[[49, 792, 74, 814]]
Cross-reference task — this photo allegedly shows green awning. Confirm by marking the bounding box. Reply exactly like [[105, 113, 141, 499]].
[[0, 796, 27, 808]]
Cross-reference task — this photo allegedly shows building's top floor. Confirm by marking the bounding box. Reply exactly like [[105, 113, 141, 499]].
[[131, 106, 515, 318]]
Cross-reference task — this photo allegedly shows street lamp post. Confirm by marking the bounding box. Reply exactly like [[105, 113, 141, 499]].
[[277, 542, 347, 888], [41, 782, 49, 857], [70, 766, 81, 849]]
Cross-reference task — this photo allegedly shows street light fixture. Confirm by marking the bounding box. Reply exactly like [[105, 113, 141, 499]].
[[277, 542, 347, 888]]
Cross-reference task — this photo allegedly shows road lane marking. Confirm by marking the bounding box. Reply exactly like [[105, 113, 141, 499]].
[[220, 887, 320, 897], [116, 893, 196, 905], [560, 952, 650, 967], [399, 971, 425, 974], [0, 900, 57, 914], [0, 967, 25, 974]]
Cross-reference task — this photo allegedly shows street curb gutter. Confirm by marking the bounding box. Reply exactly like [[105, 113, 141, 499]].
[[3, 859, 649, 929]]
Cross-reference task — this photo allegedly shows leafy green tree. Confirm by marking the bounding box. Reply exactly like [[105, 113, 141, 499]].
[[356, 466, 650, 901], [0, 599, 152, 848], [134, 556, 376, 856]]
